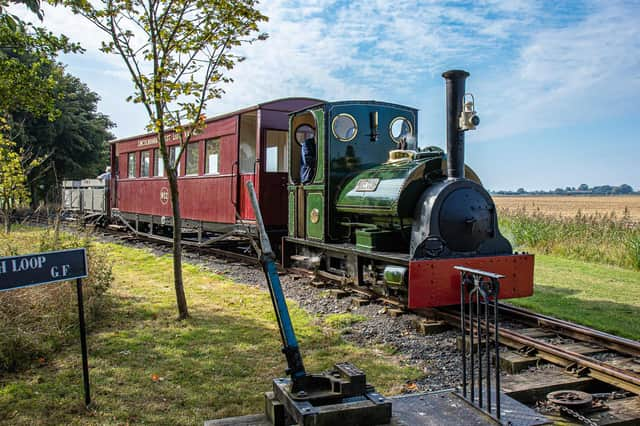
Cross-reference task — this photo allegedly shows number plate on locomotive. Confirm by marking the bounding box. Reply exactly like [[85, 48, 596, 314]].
[[355, 178, 380, 192]]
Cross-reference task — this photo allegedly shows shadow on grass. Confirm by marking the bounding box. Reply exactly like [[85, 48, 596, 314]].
[[0, 290, 291, 425], [508, 285, 640, 340], [0, 289, 413, 425]]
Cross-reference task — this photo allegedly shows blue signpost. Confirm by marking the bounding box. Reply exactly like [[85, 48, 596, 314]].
[[0, 248, 91, 406]]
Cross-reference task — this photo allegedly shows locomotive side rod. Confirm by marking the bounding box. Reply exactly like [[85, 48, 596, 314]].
[[246, 181, 307, 387]]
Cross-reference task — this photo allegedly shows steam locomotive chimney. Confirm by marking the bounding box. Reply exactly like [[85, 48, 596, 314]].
[[442, 69, 469, 179]]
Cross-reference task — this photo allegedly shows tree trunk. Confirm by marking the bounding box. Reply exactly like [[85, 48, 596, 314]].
[[2, 203, 10, 234], [168, 171, 189, 319]]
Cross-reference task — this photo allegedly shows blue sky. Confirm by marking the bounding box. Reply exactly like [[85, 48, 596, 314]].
[[13, 0, 640, 190]]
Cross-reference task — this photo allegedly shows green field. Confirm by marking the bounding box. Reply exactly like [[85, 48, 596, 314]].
[[0, 241, 418, 425], [509, 254, 640, 341]]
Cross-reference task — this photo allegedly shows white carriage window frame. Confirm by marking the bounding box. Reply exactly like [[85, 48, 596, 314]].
[[127, 152, 136, 178], [389, 116, 413, 144], [331, 113, 358, 142], [140, 150, 151, 177], [185, 142, 200, 175], [205, 138, 220, 175], [154, 148, 164, 176]]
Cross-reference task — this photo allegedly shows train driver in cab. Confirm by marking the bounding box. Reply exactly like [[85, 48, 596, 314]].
[[300, 134, 316, 185]]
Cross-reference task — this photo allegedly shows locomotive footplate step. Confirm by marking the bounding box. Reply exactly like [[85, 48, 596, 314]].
[[204, 389, 550, 426]]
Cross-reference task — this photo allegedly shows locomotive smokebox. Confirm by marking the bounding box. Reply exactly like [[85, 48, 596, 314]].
[[442, 69, 469, 179]]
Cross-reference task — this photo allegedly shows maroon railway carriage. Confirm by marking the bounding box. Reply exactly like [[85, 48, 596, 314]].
[[108, 98, 321, 241]]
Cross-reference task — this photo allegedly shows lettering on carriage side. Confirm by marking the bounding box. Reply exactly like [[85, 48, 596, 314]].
[[137, 138, 157, 147], [136, 132, 181, 147], [160, 187, 169, 205]]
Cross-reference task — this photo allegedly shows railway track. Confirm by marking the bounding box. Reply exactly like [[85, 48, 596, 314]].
[[423, 305, 640, 425], [433, 305, 640, 394], [289, 262, 640, 423]]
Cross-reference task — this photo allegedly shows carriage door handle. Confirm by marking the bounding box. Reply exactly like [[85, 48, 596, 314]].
[[231, 161, 238, 206]]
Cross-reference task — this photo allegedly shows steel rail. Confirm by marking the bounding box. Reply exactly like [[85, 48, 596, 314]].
[[100, 226, 260, 265], [498, 303, 640, 357], [436, 309, 640, 395]]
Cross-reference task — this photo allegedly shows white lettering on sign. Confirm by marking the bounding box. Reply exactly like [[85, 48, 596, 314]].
[[50, 264, 71, 278], [0, 260, 6, 274], [8, 255, 47, 273]]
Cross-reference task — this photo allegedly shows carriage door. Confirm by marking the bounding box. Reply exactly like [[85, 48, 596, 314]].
[[238, 111, 259, 220], [261, 129, 289, 227]]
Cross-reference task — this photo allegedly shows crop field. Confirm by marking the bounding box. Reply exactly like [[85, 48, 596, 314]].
[[494, 195, 640, 222], [493, 197, 640, 339]]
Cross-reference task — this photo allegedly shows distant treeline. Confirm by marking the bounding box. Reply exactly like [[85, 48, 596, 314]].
[[491, 184, 637, 196]]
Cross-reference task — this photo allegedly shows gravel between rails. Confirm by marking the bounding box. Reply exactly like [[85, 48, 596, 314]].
[[98, 233, 464, 393]]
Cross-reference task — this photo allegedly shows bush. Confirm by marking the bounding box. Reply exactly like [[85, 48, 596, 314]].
[[0, 228, 112, 371], [499, 207, 640, 270]]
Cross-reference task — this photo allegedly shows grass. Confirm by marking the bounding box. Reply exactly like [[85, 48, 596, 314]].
[[0, 227, 112, 372], [497, 207, 640, 340], [324, 313, 367, 329], [508, 254, 640, 341], [0, 241, 419, 425], [500, 210, 640, 270]]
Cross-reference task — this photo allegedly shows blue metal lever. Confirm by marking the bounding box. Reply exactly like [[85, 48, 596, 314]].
[[246, 181, 306, 383]]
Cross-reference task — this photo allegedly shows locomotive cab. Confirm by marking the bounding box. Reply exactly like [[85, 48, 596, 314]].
[[287, 101, 419, 245]]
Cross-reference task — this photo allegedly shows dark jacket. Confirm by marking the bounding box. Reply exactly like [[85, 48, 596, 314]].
[[301, 138, 316, 184]]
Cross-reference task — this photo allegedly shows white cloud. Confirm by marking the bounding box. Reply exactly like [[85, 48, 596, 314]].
[[7, 0, 640, 144], [475, 1, 640, 141]]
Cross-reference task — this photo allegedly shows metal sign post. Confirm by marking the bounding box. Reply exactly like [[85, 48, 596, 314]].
[[0, 248, 91, 407]]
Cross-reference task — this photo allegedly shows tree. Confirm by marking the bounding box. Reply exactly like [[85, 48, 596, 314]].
[[578, 184, 589, 191], [0, 127, 41, 232], [0, 0, 82, 216], [618, 184, 633, 194], [0, 15, 80, 121], [11, 71, 115, 203], [67, 0, 267, 319]]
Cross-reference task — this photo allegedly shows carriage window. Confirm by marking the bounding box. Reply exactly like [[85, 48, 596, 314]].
[[205, 138, 220, 174], [127, 152, 136, 177], [265, 130, 288, 172], [154, 148, 164, 176], [239, 112, 257, 173], [169, 146, 182, 176], [140, 150, 150, 177], [186, 142, 199, 175], [332, 113, 357, 142]]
